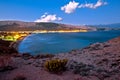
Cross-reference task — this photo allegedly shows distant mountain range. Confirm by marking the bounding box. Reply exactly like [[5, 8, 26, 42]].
[[0, 21, 120, 31], [0, 21, 96, 31], [86, 23, 120, 31]]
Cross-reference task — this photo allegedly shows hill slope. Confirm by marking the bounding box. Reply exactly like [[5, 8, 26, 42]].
[[0, 21, 94, 31], [88, 23, 120, 31]]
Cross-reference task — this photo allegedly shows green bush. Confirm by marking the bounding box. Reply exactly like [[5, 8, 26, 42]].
[[44, 59, 68, 73]]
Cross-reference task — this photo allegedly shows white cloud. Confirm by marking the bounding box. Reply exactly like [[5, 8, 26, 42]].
[[61, 1, 79, 14], [78, 3, 94, 8], [78, 0, 107, 9], [34, 13, 62, 22], [41, 14, 46, 18], [94, 0, 107, 8], [58, 17, 63, 21], [61, 0, 108, 14]]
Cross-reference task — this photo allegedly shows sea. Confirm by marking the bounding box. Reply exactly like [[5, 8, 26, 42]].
[[18, 30, 120, 55]]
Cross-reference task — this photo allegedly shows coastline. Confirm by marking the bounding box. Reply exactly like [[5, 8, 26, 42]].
[[0, 30, 88, 42], [0, 36, 120, 80]]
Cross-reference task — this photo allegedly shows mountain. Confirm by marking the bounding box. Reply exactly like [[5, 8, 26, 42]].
[[87, 23, 120, 31], [0, 21, 95, 31], [1, 21, 119, 31]]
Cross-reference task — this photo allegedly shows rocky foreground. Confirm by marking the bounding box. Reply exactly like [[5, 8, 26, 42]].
[[0, 37, 120, 80]]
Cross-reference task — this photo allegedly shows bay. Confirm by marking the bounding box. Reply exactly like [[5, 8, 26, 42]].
[[18, 30, 120, 55]]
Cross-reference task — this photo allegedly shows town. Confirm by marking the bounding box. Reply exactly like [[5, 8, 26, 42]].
[[0, 29, 88, 41]]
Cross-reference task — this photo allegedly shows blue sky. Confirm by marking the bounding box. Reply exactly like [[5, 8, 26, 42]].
[[0, 0, 120, 25]]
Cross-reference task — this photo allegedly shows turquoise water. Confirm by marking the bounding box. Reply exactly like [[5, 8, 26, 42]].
[[18, 31, 120, 55]]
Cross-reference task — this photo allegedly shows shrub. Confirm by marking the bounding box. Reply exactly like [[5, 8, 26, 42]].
[[67, 60, 94, 76], [44, 59, 68, 73], [34, 54, 54, 59], [0, 56, 14, 72], [13, 75, 26, 80], [73, 63, 94, 76]]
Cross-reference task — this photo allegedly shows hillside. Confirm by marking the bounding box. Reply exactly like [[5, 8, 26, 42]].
[[0, 21, 94, 31], [1, 21, 120, 31], [0, 37, 120, 80], [88, 23, 120, 31], [94, 23, 120, 28]]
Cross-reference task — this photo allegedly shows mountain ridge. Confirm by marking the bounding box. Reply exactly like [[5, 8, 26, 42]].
[[0, 20, 120, 31], [0, 21, 95, 31]]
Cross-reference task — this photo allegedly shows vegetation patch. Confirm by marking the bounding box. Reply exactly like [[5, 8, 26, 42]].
[[67, 60, 95, 76], [13, 74, 26, 80], [34, 54, 54, 59], [44, 59, 68, 73], [0, 56, 15, 72]]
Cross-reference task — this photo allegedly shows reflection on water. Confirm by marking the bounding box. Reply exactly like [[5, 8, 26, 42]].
[[18, 31, 120, 55]]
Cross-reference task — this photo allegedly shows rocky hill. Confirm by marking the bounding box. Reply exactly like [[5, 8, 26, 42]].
[[0, 21, 95, 31]]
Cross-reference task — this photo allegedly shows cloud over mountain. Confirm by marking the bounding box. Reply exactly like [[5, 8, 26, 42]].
[[35, 13, 62, 22]]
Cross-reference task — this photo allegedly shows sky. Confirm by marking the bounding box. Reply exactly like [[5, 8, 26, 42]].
[[0, 0, 120, 25]]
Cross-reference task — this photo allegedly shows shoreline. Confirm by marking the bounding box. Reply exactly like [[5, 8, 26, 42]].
[[0, 36, 120, 80], [1, 30, 120, 42], [0, 30, 88, 42]]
